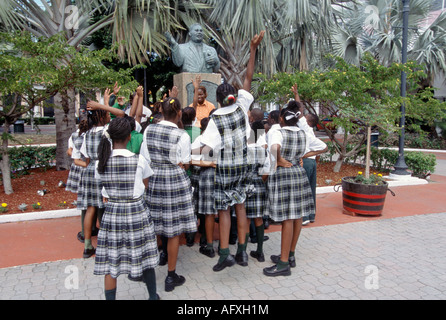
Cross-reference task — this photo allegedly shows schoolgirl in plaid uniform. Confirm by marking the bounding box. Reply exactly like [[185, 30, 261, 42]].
[[190, 116, 218, 258], [141, 97, 197, 292], [93, 117, 159, 300], [67, 119, 93, 243], [66, 123, 87, 193], [263, 104, 315, 277], [78, 108, 110, 258], [200, 31, 265, 272], [246, 120, 270, 262]]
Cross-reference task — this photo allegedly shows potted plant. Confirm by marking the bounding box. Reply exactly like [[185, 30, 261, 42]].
[[336, 123, 394, 216]]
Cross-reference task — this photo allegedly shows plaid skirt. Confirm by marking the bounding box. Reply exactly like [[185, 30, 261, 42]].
[[146, 164, 197, 238], [189, 166, 201, 214], [94, 197, 159, 281], [245, 175, 267, 219], [267, 166, 314, 222], [78, 162, 104, 209], [214, 164, 249, 211], [198, 167, 217, 215], [65, 163, 84, 193]]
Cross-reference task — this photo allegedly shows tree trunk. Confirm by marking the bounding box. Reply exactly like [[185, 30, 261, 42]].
[[1, 123, 13, 194], [333, 156, 344, 173], [54, 88, 76, 171]]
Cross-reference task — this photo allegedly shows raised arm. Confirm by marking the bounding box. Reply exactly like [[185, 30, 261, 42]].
[[87, 100, 125, 118], [191, 75, 201, 109], [243, 30, 265, 91]]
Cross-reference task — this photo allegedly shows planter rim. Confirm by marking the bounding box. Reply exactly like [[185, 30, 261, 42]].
[[341, 176, 389, 187]]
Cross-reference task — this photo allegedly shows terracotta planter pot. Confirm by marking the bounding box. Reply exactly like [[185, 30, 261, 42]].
[[336, 176, 395, 216]]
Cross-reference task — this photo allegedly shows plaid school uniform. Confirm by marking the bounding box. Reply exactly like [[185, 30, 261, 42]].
[[94, 154, 159, 281], [65, 131, 85, 194], [198, 167, 217, 215], [267, 128, 314, 222], [78, 128, 105, 210], [145, 124, 197, 238], [245, 144, 268, 219], [212, 106, 249, 211]]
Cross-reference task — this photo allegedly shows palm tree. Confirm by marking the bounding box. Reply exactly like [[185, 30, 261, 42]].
[[332, 0, 446, 87]]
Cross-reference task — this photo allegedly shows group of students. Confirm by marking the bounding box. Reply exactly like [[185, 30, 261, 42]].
[[64, 30, 327, 300]]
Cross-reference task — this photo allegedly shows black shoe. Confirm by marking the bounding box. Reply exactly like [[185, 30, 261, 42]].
[[235, 251, 248, 266], [263, 264, 291, 277], [270, 254, 296, 268], [77, 231, 84, 243], [83, 247, 95, 259], [212, 254, 235, 272], [165, 274, 186, 292], [250, 235, 269, 244], [250, 250, 265, 262], [159, 252, 168, 266], [199, 246, 215, 258], [186, 233, 195, 247]]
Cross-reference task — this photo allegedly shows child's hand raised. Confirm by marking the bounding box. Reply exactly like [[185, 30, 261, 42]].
[[250, 30, 265, 50]]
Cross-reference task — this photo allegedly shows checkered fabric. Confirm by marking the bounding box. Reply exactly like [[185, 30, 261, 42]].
[[65, 131, 85, 193], [78, 128, 105, 209], [190, 166, 201, 214], [94, 155, 159, 281], [198, 167, 217, 215], [212, 107, 249, 210], [267, 129, 314, 222], [245, 144, 268, 219], [144, 124, 197, 238]]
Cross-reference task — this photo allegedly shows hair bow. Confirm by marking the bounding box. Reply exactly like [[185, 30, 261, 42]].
[[285, 111, 301, 121]]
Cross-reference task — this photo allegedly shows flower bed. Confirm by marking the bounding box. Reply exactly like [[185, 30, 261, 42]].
[[0, 162, 388, 215]]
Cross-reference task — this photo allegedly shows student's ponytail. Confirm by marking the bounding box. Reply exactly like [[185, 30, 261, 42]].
[[97, 131, 112, 174], [216, 83, 237, 107]]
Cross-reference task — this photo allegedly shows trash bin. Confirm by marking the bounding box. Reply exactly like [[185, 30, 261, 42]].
[[13, 120, 25, 133], [370, 132, 379, 148]]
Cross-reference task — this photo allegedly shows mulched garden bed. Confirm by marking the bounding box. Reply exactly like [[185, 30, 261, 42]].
[[0, 162, 387, 215]]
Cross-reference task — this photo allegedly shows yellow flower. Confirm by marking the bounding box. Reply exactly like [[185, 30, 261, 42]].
[[358, 171, 363, 175], [37, 202, 41, 206], [1, 203, 7, 207], [378, 174, 383, 177]]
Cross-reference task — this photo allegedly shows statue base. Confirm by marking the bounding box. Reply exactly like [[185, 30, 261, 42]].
[[173, 73, 222, 109]]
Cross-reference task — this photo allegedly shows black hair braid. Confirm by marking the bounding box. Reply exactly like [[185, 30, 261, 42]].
[[97, 117, 131, 174]]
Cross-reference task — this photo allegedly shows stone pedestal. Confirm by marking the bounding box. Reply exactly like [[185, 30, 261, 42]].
[[173, 73, 222, 109]]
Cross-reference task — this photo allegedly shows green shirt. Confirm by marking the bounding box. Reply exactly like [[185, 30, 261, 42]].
[[126, 130, 143, 154], [110, 102, 126, 119], [185, 125, 201, 143]]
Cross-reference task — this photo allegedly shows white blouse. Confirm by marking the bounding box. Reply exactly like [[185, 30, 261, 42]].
[[200, 89, 254, 151]]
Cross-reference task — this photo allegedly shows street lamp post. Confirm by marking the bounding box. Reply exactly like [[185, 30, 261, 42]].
[[392, 0, 411, 176]]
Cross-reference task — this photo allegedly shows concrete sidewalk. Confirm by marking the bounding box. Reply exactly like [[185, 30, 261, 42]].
[[1, 212, 445, 300]]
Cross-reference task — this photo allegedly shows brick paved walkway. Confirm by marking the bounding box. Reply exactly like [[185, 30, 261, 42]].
[[1, 212, 445, 300]]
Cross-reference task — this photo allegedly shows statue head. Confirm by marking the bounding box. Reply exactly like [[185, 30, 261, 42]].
[[188, 23, 204, 44]]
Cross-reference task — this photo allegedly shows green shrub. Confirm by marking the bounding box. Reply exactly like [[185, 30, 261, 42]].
[[0, 145, 56, 177], [404, 152, 436, 178]]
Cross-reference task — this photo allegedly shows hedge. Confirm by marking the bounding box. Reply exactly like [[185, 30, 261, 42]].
[[0, 145, 56, 177]]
